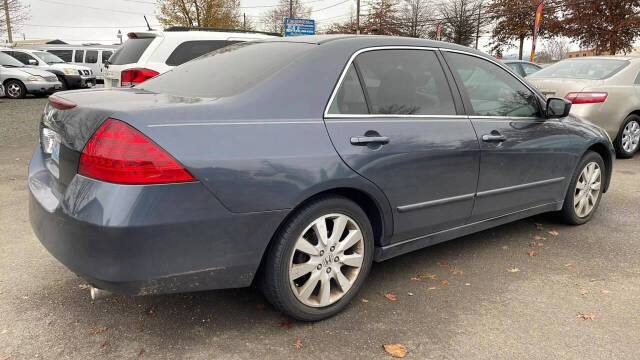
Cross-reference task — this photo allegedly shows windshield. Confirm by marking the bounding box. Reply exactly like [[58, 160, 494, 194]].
[[139, 42, 313, 98], [34, 51, 65, 64], [0, 52, 25, 67], [529, 59, 629, 80]]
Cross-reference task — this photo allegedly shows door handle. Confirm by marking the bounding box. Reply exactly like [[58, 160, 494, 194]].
[[350, 136, 390, 145], [481, 134, 506, 142]]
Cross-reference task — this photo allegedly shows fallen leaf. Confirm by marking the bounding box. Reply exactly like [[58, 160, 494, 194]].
[[90, 327, 108, 335], [410, 277, 421, 281], [383, 344, 408, 358], [502, 245, 509, 250], [428, 287, 437, 290], [280, 321, 293, 329], [548, 230, 559, 236], [529, 241, 544, 247], [418, 273, 437, 280], [138, 348, 145, 357], [576, 313, 595, 320], [526, 251, 538, 257], [440, 279, 449, 286], [384, 293, 397, 301], [450, 268, 464, 275], [506, 267, 520, 273], [464, 283, 471, 286], [78, 284, 91, 290], [137, 327, 144, 333], [534, 235, 546, 241], [564, 263, 573, 267], [101, 340, 110, 348], [580, 289, 588, 296], [183, 295, 194, 301], [294, 339, 303, 349], [535, 223, 544, 230], [601, 289, 610, 294], [256, 303, 266, 310], [0, 330, 7, 334], [144, 305, 157, 316], [407, 292, 414, 296], [0, 355, 10, 360], [361, 298, 369, 303], [437, 262, 449, 267]]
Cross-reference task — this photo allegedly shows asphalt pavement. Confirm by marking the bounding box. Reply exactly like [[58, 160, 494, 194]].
[[1, 97, 639, 359]]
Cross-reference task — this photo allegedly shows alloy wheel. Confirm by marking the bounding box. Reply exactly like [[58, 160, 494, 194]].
[[621, 120, 640, 153], [574, 162, 601, 218], [7, 83, 22, 98], [288, 213, 364, 307]]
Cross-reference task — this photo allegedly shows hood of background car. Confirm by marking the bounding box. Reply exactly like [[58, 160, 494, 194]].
[[49, 63, 92, 71], [8, 66, 56, 77]]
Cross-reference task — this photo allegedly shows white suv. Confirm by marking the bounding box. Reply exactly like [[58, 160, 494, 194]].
[[104, 27, 279, 88]]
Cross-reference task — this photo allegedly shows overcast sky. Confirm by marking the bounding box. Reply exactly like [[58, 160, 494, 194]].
[[10, 0, 537, 55]]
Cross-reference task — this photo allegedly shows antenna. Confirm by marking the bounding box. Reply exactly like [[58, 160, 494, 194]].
[[144, 16, 153, 31]]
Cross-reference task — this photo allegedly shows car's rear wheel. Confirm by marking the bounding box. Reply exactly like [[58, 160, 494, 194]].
[[559, 151, 605, 225], [4, 80, 26, 99], [615, 115, 640, 158], [261, 196, 373, 321]]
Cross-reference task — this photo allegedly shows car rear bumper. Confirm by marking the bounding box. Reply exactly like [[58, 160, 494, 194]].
[[28, 146, 288, 295]]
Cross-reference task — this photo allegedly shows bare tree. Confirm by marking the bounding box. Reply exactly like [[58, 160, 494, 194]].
[[439, 0, 484, 47], [261, 0, 310, 35], [398, 0, 431, 38], [543, 38, 570, 60], [1, 0, 29, 43]]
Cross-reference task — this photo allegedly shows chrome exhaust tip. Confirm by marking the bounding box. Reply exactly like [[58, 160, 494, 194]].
[[90, 286, 113, 300]]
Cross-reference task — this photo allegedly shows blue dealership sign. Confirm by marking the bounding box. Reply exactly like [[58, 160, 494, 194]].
[[284, 18, 315, 36]]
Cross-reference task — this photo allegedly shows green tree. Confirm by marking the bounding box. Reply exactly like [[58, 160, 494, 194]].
[[157, 0, 242, 29]]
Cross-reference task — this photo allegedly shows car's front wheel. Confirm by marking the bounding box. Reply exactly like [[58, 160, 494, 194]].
[[4, 80, 26, 99], [559, 151, 605, 225], [615, 115, 640, 158], [261, 196, 373, 321]]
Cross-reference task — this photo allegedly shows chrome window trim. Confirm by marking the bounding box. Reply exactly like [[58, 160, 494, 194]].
[[325, 114, 468, 120], [324, 45, 444, 119]]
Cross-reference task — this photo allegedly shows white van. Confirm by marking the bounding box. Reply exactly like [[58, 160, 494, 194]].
[[104, 27, 279, 88], [36, 46, 116, 82]]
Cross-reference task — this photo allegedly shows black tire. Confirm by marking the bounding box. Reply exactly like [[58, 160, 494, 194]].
[[614, 114, 640, 158], [58, 77, 68, 91], [4, 80, 26, 99], [261, 196, 374, 321], [559, 151, 605, 225]]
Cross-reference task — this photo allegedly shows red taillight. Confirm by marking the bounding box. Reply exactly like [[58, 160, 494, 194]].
[[49, 95, 76, 110], [121, 68, 158, 87], [565, 92, 608, 104], [127, 32, 137, 39], [78, 119, 196, 185]]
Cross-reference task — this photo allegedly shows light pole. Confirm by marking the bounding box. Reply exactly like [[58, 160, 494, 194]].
[[117, 30, 122, 44]]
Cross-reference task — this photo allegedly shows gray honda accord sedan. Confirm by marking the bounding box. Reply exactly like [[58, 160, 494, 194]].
[[29, 35, 614, 321]]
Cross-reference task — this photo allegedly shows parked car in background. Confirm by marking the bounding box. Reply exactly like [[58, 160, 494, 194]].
[[36, 46, 114, 82], [30, 36, 614, 321], [528, 56, 640, 158], [503, 60, 543, 77], [1, 48, 96, 89], [103, 27, 279, 88], [0, 52, 61, 98]]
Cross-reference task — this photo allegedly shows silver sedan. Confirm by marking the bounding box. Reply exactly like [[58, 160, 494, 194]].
[[0, 52, 61, 99]]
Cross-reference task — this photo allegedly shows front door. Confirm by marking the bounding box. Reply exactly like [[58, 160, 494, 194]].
[[444, 51, 574, 221], [324, 49, 480, 243]]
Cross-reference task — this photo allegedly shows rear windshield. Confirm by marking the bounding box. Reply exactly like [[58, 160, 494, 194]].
[[109, 38, 154, 65], [529, 59, 629, 80], [139, 42, 312, 98], [165, 40, 240, 66]]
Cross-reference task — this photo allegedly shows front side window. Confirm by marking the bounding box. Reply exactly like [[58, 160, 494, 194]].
[[355, 50, 456, 115], [447, 53, 540, 117], [48, 50, 72, 62], [85, 50, 98, 63], [101, 51, 113, 64], [328, 64, 368, 115], [74, 50, 84, 63]]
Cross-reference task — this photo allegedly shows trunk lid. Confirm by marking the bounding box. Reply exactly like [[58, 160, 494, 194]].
[[527, 77, 604, 98]]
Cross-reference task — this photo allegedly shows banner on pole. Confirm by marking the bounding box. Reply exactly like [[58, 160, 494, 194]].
[[530, 0, 544, 62]]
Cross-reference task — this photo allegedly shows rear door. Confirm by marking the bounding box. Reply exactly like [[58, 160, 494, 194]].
[[324, 48, 480, 243], [444, 51, 573, 221]]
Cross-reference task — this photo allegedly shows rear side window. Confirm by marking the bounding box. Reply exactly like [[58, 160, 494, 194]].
[[74, 50, 84, 63], [529, 59, 629, 80], [109, 38, 154, 65], [102, 51, 113, 64], [165, 40, 240, 66], [140, 42, 312, 98], [355, 50, 456, 115], [85, 50, 98, 63], [328, 64, 368, 115], [48, 50, 72, 62]]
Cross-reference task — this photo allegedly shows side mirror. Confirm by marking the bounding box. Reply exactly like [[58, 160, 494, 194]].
[[546, 97, 571, 118], [28, 59, 37, 65]]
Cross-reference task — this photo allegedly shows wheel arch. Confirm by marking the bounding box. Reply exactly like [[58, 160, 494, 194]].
[[586, 141, 613, 193]]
